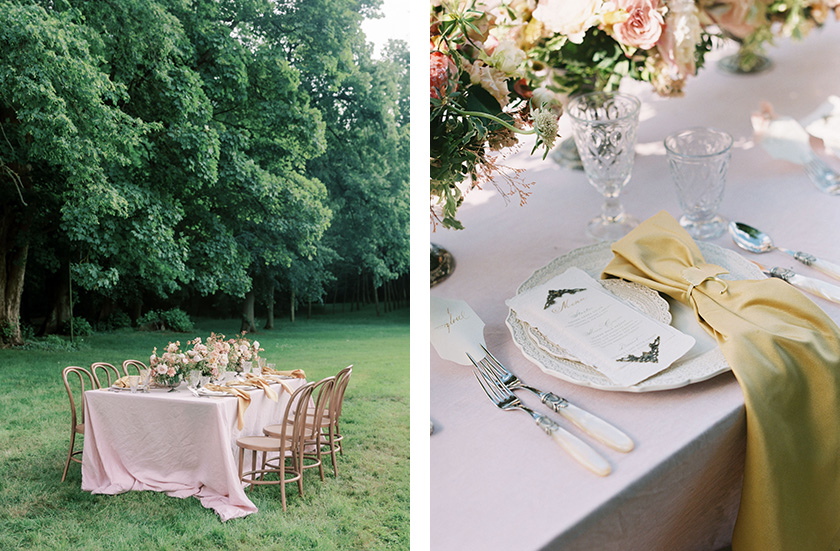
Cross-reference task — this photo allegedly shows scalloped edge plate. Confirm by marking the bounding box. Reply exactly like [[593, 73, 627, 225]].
[[506, 241, 764, 392]]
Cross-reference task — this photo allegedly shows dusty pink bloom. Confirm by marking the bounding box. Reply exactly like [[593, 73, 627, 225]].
[[613, 0, 664, 50]]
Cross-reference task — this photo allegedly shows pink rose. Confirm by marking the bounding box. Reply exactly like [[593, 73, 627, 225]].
[[613, 0, 664, 50], [704, 0, 759, 40]]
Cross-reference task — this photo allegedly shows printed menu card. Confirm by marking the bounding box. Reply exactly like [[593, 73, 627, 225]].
[[507, 268, 695, 386]]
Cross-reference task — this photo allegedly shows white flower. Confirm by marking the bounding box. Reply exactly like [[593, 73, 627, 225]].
[[487, 40, 526, 76], [532, 0, 602, 43], [531, 86, 565, 117], [466, 61, 511, 107], [532, 108, 560, 150]]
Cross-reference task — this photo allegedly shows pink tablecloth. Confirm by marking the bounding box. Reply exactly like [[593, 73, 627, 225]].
[[81, 379, 305, 521]]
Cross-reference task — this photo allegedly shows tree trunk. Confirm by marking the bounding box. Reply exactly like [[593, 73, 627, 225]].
[[40, 264, 71, 336], [290, 288, 296, 323], [240, 290, 257, 334], [372, 276, 381, 316], [0, 211, 29, 346], [264, 288, 275, 330], [307, 299, 312, 319]]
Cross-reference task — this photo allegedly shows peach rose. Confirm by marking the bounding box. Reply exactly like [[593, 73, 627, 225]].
[[612, 0, 664, 50]]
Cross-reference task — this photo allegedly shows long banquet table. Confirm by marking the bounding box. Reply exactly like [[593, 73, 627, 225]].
[[82, 377, 305, 521], [430, 26, 840, 551]]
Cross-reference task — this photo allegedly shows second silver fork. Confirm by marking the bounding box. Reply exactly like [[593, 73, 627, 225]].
[[474, 345, 634, 453], [472, 358, 612, 476]]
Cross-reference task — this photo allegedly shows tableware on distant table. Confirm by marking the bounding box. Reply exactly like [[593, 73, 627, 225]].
[[567, 91, 641, 241], [242, 361, 252, 375], [189, 370, 201, 389], [200, 375, 210, 388], [729, 221, 840, 282], [139, 369, 151, 392], [506, 241, 763, 391], [129, 376, 139, 394], [471, 356, 612, 476], [477, 344, 634, 452], [664, 127, 732, 239]]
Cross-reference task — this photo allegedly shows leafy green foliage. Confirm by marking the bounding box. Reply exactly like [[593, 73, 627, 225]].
[[137, 308, 194, 332], [0, 0, 408, 340], [60, 316, 94, 337]]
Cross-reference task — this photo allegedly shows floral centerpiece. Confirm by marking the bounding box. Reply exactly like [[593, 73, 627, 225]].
[[149, 341, 188, 388], [430, 0, 716, 230], [430, 1, 563, 230], [701, 0, 840, 72], [184, 333, 231, 379], [228, 333, 263, 373]]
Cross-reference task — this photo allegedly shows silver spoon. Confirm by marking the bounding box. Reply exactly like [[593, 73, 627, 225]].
[[729, 221, 840, 282]]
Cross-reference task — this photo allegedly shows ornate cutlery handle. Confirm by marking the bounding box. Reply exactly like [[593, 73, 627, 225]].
[[782, 249, 840, 283], [537, 390, 634, 452], [535, 413, 611, 476]]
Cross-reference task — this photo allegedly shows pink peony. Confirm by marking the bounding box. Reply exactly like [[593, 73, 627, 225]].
[[612, 0, 664, 50]]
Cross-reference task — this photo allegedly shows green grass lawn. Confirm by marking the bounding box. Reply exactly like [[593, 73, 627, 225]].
[[0, 306, 409, 551]]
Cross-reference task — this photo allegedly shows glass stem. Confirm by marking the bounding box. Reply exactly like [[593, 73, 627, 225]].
[[602, 194, 624, 223]]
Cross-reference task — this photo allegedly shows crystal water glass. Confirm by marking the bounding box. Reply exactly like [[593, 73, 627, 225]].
[[189, 369, 201, 389], [567, 91, 642, 241], [664, 127, 733, 239], [139, 369, 151, 392]]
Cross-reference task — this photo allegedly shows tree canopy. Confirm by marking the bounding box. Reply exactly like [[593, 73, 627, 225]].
[[0, 0, 408, 345]]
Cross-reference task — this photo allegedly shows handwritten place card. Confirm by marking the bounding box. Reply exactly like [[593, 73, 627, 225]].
[[430, 296, 486, 365], [507, 268, 695, 386]]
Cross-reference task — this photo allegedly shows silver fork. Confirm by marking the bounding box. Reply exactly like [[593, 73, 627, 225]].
[[471, 358, 612, 476], [804, 155, 840, 195], [476, 345, 634, 452]]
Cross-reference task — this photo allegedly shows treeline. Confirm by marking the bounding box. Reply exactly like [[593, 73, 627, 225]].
[[0, 0, 409, 345]]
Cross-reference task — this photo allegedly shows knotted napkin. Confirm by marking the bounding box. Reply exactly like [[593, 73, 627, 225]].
[[262, 366, 306, 379], [602, 211, 840, 551], [241, 374, 280, 401], [205, 384, 252, 431]]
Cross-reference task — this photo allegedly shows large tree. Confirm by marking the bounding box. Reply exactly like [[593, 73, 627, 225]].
[[0, 2, 150, 345]]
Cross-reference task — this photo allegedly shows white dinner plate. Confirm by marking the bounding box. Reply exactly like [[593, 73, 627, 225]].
[[506, 241, 764, 392]]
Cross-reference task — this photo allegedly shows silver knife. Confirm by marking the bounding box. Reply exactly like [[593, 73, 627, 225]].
[[777, 248, 840, 283], [764, 266, 840, 304]]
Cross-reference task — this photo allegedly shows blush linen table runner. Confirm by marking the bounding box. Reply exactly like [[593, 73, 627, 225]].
[[602, 211, 840, 551], [81, 378, 306, 521]]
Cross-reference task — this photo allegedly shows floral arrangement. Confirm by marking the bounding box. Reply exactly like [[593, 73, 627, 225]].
[[430, 1, 563, 230], [430, 0, 837, 229], [150, 333, 263, 384], [227, 333, 263, 373], [701, 0, 840, 72], [149, 341, 188, 387]]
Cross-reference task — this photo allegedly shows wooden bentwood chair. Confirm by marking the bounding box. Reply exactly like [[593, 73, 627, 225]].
[[62, 366, 97, 481], [236, 380, 316, 511], [264, 376, 335, 482], [90, 362, 122, 388], [267, 365, 353, 478], [328, 365, 353, 472], [122, 359, 147, 377]]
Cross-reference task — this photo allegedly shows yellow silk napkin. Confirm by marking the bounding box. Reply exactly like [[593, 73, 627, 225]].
[[112, 376, 139, 388], [241, 374, 280, 401], [601, 211, 840, 551], [262, 366, 306, 379], [205, 384, 252, 430]]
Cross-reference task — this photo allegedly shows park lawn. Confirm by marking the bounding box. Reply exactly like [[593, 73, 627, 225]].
[[0, 306, 409, 551]]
